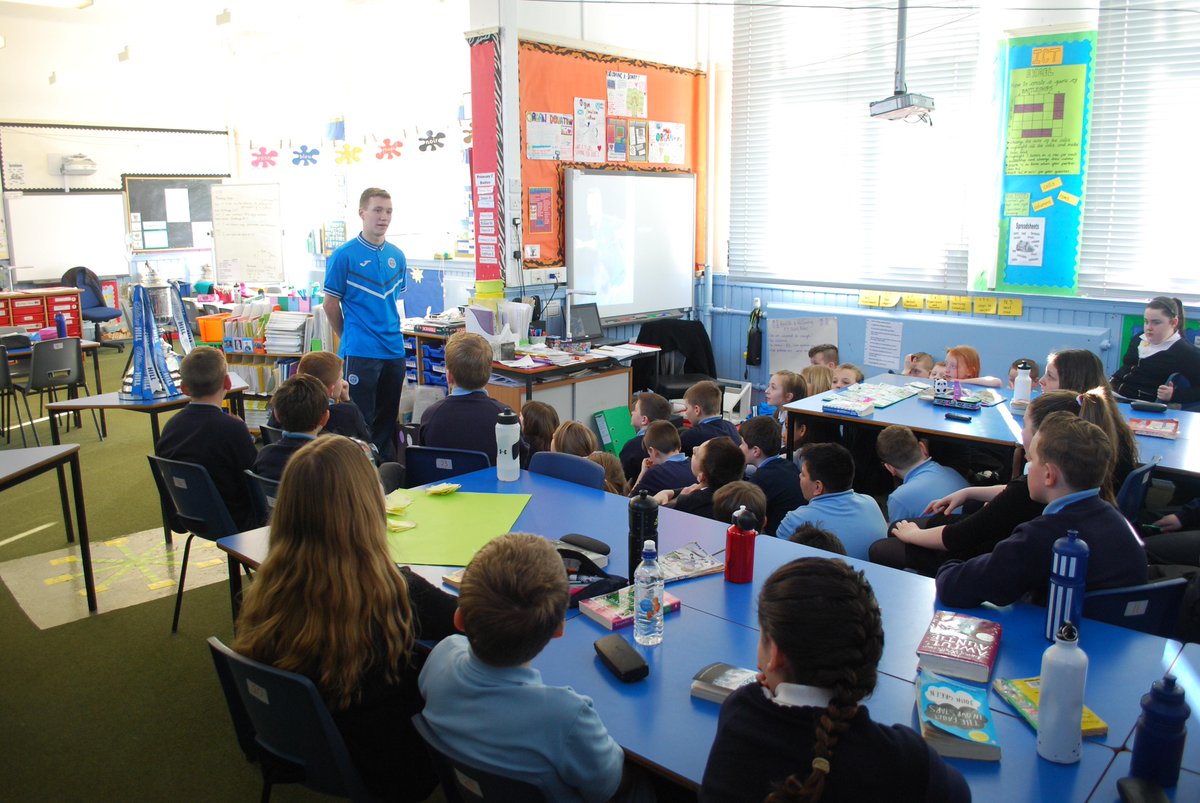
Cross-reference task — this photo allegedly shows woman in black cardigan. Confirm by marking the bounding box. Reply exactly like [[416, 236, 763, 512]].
[[1111, 296, 1200, 404]]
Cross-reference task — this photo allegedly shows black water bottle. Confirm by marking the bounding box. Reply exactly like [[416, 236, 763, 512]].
[[628, 490, 659, 579]]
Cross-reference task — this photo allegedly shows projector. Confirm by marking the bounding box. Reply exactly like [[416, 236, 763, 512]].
[[869, 92, 935, 120], [61, 154, 98, 176]]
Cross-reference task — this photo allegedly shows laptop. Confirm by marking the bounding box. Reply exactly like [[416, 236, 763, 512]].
[[567, 302, 628, 348]]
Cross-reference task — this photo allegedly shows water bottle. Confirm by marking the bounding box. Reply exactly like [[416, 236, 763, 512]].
[[1046, 529, 1089, 641], [1012, 359, 1034, 408], [1131, 674, 1191, 787], [725, 505, 758, 584], [54, 312, 67, 338], [628, 490, 658, 579], [1037, 621, 1088, 764], [633, 539, 665, 646], [495, 408, 520, 482]]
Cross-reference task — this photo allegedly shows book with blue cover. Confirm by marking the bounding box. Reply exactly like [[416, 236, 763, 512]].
[[915, 669, 1000, 761]]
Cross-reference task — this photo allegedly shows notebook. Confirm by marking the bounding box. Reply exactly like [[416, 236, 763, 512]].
[[568, 302, 628, 348]]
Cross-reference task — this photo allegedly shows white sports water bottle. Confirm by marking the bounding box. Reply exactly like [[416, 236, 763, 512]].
[[1037, 621, 1088, 764], [633, 539, 665, 646], [1013, 359, 1034, 407], [495, 408, 520, 482]]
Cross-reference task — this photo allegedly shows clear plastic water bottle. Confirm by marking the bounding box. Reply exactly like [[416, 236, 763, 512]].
[[633, 539, 665, 646], [1037, 621, 1087, 764]]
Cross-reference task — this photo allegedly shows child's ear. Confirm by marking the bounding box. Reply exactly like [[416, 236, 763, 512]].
[[551, 620, 566, 639], [319, 409, 331, 429], [452, 607, 466, 633]]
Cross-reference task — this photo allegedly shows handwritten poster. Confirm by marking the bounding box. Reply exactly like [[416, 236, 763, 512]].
[[863, 319, 903, 371], [573, 98, 605, 163], [528, 187, 552, 234], [768, 317, 838, 374], [525, 112, 573, 161], [1005, 65, 1086, 176], [606, 118, 627, 163], [628, 120, 648, 163], [649, 121, 685, 164], [606, 71, 647, 118]]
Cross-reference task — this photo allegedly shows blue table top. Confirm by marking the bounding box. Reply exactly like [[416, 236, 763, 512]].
[[1167, 643, 1200, 774], [1088, 750, 1200, 802], [1117, 400, 1200, 477]]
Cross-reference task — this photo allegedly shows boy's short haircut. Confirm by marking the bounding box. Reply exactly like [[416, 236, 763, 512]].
[[1034, 411, 1112, 491], [789, 523, 847, 555], [908, 352, 934, 372], [800, 442, 855, 492], [875, 425, 923, 471], [713, 481, 767, 527], [643, 420, 681, 454], [458, 533, 569, 666], [271, 374, 330, 432], [700, 437, 747, 489], [297, 351, 343, 390], [359, 187, 391, 209], [837, 363, 865, 383], [684, 380, 723, 416], [634, 392, 671, 423], [445, 332, 493, 390], [180, 346, 227, 397], [808, 344, 839, 363], [739, 415, 782, 457]]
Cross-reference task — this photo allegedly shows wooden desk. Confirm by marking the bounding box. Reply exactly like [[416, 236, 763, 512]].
[[6, 338, 107, 436], [0, 444, 96, 612]]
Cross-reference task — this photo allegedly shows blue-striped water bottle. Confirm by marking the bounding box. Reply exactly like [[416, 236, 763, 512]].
[[1046, 529, 1089, 641]]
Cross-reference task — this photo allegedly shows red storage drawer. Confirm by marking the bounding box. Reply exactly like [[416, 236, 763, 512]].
[[48, 296, 80, 312], [11, 298, 44, 311], [14, 312, 46, 325]]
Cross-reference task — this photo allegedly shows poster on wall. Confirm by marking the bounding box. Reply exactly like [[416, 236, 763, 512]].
[[529, 187, 553, 233], [573, 97, 606, 163], [525, 112, 573, 160], [606, 71, 648, 118], [628, 120, 648, 163], [768, 317, 839, 373], [606, 118, 627, 163], [649, 121, 685, 164], [983, 33, 1095, 297]]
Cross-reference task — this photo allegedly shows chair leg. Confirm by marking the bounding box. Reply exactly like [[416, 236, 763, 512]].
[[260, 780, 272, 803], [171, 534, 196, 633], [78, 383, 103, 441], [20, 393, 40, 447]]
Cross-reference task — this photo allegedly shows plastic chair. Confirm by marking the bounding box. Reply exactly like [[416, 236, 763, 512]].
[[1, 345, 29, 447], [403, 446, 489, 488], [411, 714, 550, 803], [528, 451, 606, 490], [146, 456, 243, 632], [64, 266, 123, 352], [13, 337, 101, 445], [259, 424, 285, 445], [1116, 456, 1161, 523], [207, 637, 382, 803], [1083, 577, 1188, 639], [245, 469, 281, 523], [1166, 372, 1200, 412]]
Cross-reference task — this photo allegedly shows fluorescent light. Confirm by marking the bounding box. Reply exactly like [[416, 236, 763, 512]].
[[117, 45, 129, 62], [215, 8, 231, 25]]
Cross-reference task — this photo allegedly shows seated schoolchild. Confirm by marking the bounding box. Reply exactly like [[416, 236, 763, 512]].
[[621, 392, 671, 482], [266, 350, 370, 441], [875, 425, 969, 522], [929, 362, 949, 380], [254, 374, 330, 481], [700, 557, 969, 803], [765, 370, 807, 438], [551, 420, 599, 457], [654, 437, 746, 522], [588, 451, 628, 495], [156, 346, 258, 529], [739, 415, 805, 535], [713, 481, 768, 530], [679, 380, 742, 456], [808, 343, 839, 368], [1007, 357, 1041, 389], [831, 363, 864, 389], [944, 345, 1002, 388], [902, 352, 934, 378], [419, 332, 510, 464], [519, 400, 559, 470], [631, 421, 696, 497], [801, 365, 834, 397], [789, 523, 847, 556], [775, 443, 887, 560], [418, 533, 648, 803], [936, 413, 1148, 608]]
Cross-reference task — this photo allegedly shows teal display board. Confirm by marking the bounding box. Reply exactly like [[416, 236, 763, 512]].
[[985, 32, 1096, 297]]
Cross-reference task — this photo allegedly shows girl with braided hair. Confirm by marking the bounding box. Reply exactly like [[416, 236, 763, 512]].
[[700, 558, 969, 803]]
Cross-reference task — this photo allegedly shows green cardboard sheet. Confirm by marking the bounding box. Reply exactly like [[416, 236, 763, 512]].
[[384, 491, 531, 566]]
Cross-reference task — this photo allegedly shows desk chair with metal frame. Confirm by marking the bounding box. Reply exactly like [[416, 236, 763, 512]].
[[528, 451, 606, 490], [63, 266, 124, 353], [13, 337, 102, 445], [0, 345, 29, 447], [411, 714, 550, 803]]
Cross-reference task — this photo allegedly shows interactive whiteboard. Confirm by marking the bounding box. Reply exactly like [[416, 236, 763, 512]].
[[5, 192, 128, 280]]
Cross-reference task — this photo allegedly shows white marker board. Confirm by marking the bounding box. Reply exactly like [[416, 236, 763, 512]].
[[211, 183, 284, 285], [4, 192, 129, 280], [768, 316, 839, 373]]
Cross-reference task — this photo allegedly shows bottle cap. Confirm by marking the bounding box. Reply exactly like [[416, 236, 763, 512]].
[[1016, 359, 1034, 372], [496, 408, 518, 425], [1154, 673, 1185, 701], [642, 539, 657, 558], [1057, 621, 1079, 642], [733, 505, 757, 531]]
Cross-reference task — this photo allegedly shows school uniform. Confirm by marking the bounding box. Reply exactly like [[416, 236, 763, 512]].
[[680, 416, 742, 456], [419, 388, 510, 465], [620, 430, 648, 483], [155, 402, 258, 530], [776, 490, 887, 559], [886, 459, 969, 522], [747, 456, 805, 535], [631, 454, 695, 497], [673, 486, 717, 521], [252, 432, 316, 481]]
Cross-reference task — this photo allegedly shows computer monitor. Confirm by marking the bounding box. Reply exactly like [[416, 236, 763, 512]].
[[569, 302, 603, 339]]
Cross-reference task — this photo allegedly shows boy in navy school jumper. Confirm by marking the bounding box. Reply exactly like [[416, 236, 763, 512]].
[[419, 331, 509, 464], [620, 391, 671, 483], [655, 437, 746, 522], [775, 443, 887, 560], [322, 188, 407, 462], [875, 425, 969, 522], [936, 412, 1148, 608], [266, 351, 370, 442], [679, 380, 741, 456], [630, 420, 696, 496], [740, 415, 805, 535], [254, 375, 329, 481], [419, 534, 650, 803], [155, 346, 258, 530]]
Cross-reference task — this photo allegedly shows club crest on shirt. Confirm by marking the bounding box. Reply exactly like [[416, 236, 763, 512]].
[[388, 257, 398, 270]]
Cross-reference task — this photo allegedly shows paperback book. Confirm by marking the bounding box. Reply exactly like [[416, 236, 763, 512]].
[[916, 611, 1002, 683], [690, 662, 759, 703], [992, 676, 1108, 737], [1128, 418, 1180, 440], [915, 669, 1001, 761], [578, 585, 681, 630], [659, 541, 724, 583]]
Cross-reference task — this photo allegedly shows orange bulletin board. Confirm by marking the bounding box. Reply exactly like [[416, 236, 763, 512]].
[[518, 40, 707, 271]]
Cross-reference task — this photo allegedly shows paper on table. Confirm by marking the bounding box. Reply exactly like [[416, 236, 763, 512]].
[[385, 492, 532, 565], [501, 356, 539, 368]]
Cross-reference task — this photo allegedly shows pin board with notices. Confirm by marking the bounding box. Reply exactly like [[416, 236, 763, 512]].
[[123, 175, 227, 252]]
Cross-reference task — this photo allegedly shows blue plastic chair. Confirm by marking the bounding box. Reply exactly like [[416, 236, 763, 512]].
[[207, 637, 382, 803], [411, 714, 550, 803], [1166, 372, 1200, 412], [528, 451, 606, 490], [1116, 456, 1161, 523], [1083, 577, 1188, 638], [245, 469, 281, 523], [403, 446, 489, 488], [259, 424, 285, 445], [146, 456, 242, 632]]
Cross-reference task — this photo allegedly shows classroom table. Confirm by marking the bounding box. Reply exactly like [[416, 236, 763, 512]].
[[0, 444, 96, 612], [1118, 402, 1200, 478], [1088, 750, 1200, 802], [1164, 642, 1200, 774], [6, 338, 108, 436]]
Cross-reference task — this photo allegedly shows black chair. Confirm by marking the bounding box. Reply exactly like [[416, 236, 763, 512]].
[[403, 446, 489, 488], [1, 345, 29, 447], [633, 318, 717, 398], [1083, 577, 1188, 638], [207, 637, 381, 803], [528, 451, 606, 490], [13, 337, 101, 445], [259, 424, 285, 445], [63, 266, 123, 352], [1116, 456, 1161, 524], [146, 456, 242, 632], [244, 469, 281, 524], [411, 713, 550, 803]]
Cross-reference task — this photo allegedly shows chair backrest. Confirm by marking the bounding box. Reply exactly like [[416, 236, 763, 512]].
[[1083, 577, 1188, 639], [26, 337, 85, 392], [528, 451, 606, 490], [245, 469, 281, 523], [1116, 456, 1161, 522], [0, 345, 11, 391], [404, 446, 490, 488], [411, 714, 549, 803], [146, 455, 241, 539], [207, 637, 377, 801], [259, 424, 285, 445], [182, 299, 203, 336]]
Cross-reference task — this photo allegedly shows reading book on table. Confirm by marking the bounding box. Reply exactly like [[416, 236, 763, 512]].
[[916, 611, 1002, 683], [915, 669, 1001, 761], [578, 585, 681, 630], [659, 541, 723, 582], [690, 662, 758, 704], [993, 677, 1108, 738], [1128, 417, 1180, 440]]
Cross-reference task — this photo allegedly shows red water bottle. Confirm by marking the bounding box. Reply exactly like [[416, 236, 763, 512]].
[[725, 505, 758, 583]]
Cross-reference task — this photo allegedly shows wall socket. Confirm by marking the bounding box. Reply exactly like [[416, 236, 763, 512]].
[[523, 267, 564, 285]]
